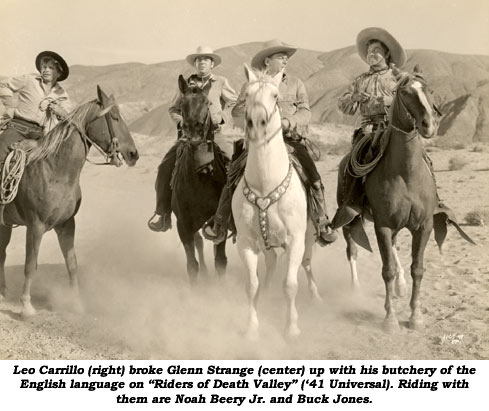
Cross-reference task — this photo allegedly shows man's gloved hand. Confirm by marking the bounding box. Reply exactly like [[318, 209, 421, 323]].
[[281, 118, 291, 131]]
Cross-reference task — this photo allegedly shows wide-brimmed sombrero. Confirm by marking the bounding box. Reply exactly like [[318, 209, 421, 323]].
[[356, 27, 407, 68], [186, 46, 222, 67], [251, 39, 297, 70], [35, 51, 69, 81]]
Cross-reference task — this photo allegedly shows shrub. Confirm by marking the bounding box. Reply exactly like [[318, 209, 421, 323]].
[[448, 156, 468, 171], [464, 209, 488, 226]]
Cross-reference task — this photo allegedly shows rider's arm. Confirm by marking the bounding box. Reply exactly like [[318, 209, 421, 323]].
[[220, 78, 238, 110], [231, 83, 247, 130], [168, 87, 183, 126], [0, 75, 27, 117], [338, 78, 359, 115], [282, 78, 311, 130]]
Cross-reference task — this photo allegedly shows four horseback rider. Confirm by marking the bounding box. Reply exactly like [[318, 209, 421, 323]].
[[148, 46, 238, 232], [332, 27, 448, 229], [0, 51, 72, 166], [202, 39, 337, 246]]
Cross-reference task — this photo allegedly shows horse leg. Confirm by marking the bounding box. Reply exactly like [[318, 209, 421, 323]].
[[55, 217, 83, 314], [0, 225, 13, 300], [21, 223, 46, 318], [194, 232, 208, 276], [392, 235, 407, 297], [409, 226, 431, 330], [214, 238, 227, 277], [237, 242, 260, 340], [374, 226, 399, 332], [263, 249, 277, 289], [302, 226, 322, 302], [343, 224, 360, 290], [182, 239, 199, 284], [283, 237, 305, 338]]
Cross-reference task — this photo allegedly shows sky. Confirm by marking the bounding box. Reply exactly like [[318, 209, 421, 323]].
[[0, 0, 488, 76]]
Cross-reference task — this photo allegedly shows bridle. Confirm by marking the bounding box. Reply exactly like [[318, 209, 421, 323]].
[[81, 100, 121, 166], [245, 79, 282, 145], [390, 75, 442, 137]]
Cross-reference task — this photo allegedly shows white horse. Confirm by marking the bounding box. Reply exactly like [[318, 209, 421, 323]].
[[232, 65, 318, 339]]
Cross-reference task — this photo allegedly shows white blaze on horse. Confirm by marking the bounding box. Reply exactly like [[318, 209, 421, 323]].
[[232, 65, 319, 339]]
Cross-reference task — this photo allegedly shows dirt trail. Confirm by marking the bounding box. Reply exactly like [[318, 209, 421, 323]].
[[1, 148, 488, 360]]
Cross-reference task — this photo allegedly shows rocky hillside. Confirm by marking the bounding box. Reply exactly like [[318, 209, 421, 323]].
[[3, 44, 488, 147]]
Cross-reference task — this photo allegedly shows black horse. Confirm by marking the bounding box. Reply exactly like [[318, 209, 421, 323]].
[[170, 75, 228, 281]]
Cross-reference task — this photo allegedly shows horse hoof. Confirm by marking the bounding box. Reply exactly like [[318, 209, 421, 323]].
[[382, 318, 400, 333], [395, 283, 408, 298], [286, 325, 301, 339], [409, 316, 424, 331], [311, 293, 323, 305], [21, 306, 37, 320]]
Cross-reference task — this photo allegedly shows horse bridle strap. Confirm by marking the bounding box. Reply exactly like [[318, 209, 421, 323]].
[[82, 102, 120, 166], [242, 160, 293, 249]]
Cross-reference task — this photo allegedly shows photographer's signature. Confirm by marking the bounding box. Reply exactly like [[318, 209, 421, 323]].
[[441, 333, 464, 345]]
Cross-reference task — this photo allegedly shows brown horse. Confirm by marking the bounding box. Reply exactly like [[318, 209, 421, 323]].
[[0, 86, 139, 318], [170, 75, 228, 281], [341, 68, 442, 332]]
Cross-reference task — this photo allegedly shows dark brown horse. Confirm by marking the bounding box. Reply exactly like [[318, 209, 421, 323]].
[[170, 75, 228, 281], [338, 68, 443, 331], [0, 86, 139, 318]]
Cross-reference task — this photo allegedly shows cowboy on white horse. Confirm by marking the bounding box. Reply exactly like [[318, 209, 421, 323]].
[[148, 46, 238, 232], [203, 39, 337, 246]]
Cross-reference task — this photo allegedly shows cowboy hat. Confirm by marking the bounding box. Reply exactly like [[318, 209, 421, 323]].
[[356, 27, 407, 68], [35, 51, 69, 81], [251, 39, 297, 70], [186, 46, 222, 67]]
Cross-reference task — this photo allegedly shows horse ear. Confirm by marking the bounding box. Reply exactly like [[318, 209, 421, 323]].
[[178, 75, 188, 94], [413, 64, 423, 76], [97, 85, 109, 103], [271, 69, 284, 87], [244, 63, 257, 83]]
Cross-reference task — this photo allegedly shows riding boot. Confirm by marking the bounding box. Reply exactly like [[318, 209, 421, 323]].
[[310, 181, 338, 246], [148, 144, 178, 232], [202, 183, 232, 244], [331, 173, 364, 230]]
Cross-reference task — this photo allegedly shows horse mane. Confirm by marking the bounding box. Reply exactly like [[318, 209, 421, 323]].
[[27, 100, 98, 163]]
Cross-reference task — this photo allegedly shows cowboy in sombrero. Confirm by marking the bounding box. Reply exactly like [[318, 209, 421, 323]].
[[333, 27, 408, 227], [0, 50, 72, 166], [148, 46, 237, 232], [202, 39, 337, 246]]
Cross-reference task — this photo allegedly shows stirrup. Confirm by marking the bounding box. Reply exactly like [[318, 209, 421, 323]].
[[147, 213, 171, 232], [202, 219, 227, 244]]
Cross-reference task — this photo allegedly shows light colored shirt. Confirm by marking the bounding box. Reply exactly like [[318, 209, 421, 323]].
[[168, 73, 237, 127], [232, 73, 311, 137], [0, 74, 72, 130], [338, 67, 397, 121]]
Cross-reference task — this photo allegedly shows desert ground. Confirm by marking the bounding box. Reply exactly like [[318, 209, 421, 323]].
[[0, 126, 488, 360]]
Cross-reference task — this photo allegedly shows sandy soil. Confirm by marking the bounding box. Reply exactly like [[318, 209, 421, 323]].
[[0, 138, 488, 360]]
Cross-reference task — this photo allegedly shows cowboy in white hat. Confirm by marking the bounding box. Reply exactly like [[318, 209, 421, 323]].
[[334, 27, 407, 228], [0, 50, 72, 166], [202, 39, 337, 246], [149, 46, 237, 232]]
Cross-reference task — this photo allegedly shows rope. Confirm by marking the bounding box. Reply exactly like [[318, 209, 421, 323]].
[[0, 148, 26, 205], [348, 127, 390, 178]]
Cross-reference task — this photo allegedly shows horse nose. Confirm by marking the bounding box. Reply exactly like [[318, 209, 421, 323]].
[[129, 149, 139, 162]]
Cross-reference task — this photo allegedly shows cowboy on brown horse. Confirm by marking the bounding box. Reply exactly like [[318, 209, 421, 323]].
[[333, 27, 450, 231], [0, 51, 72, 169], [202, 39, 337, 246], [148, 46, 238, 232]]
